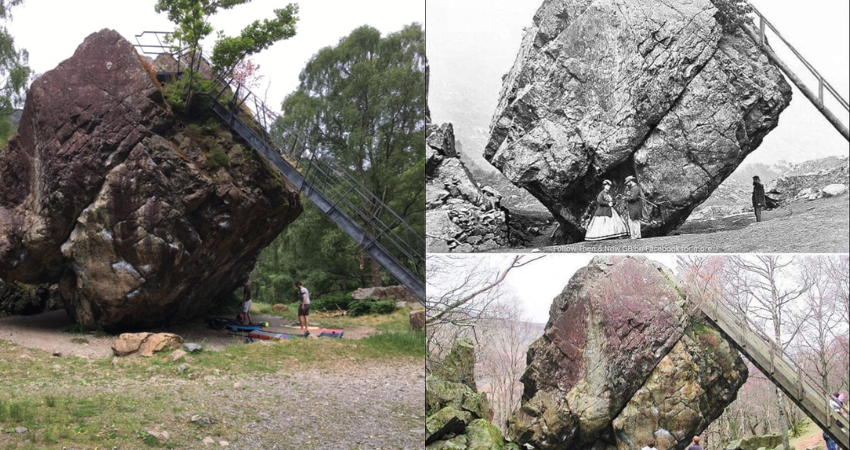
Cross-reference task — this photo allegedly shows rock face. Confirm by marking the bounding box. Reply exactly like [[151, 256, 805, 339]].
[[0, 29, 302, 330], [426, 339, 509, 449], [507, 256, 747, 450], [485, 0, 792, 242], [426, 122, 509, 252]]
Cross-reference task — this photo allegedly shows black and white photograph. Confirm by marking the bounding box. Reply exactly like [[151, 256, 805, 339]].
[[426, 0, 849, 253]]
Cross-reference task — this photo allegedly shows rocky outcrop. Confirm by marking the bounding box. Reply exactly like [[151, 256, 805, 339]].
[[723, 433, 783, 450], [352, 285, 417, 304], [767, 156, 849, 202], [427, 339, 510, 449], [485, 0, 792, 242], [0, 29, 302, 330], [426, 122, 509, 252], [507, 256, 747, 450]]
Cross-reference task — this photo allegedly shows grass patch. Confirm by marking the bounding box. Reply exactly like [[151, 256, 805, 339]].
[[359, 329, 425, 358], [70, 337, 89, 345]]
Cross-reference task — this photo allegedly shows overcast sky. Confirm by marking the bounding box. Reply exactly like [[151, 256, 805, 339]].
[[7, 0, 424, 114], [427, 0, 849, 165]]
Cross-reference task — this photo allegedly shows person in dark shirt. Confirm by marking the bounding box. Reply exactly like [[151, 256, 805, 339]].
[[687, 436, 703, 450], [624, 175, 644, 239], [752, 175, 766, 222]]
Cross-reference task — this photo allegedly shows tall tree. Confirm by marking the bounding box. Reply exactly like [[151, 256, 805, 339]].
[[278, 24, 426, 287], [0, 0, 31, 147], [726, 256, 813, 448]]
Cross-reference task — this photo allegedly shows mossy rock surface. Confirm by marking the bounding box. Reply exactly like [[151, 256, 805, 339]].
[[466, 418, 505, 450]]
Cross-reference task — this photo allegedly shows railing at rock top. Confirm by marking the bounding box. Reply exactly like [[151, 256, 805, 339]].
[[697, 296, 850, 450], [133, 31, 425, 302], [741, 2, 849, 141]]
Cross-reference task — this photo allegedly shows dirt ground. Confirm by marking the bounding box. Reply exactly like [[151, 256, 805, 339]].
[[0, 311, 377, 359]]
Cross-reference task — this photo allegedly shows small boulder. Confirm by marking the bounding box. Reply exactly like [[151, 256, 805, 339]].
[[822, 183, 848, 197], [112, 332, 152, 356], [410, 309, 426, 331], [139, 333, 184, 357], [146, 429, 169, 442], [272, 303, 288, 313]]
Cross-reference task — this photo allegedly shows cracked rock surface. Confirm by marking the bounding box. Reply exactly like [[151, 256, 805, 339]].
[[485, 0, 791, 242], [0, 29, 302, 330], [507, 256, 747, 450], [426, 121, 509, 252]]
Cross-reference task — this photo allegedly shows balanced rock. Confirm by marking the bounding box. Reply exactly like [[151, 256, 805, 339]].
[[485, 0, 791, 242], [0, 29, 302, 330], [426, 122, 509, 252], [507, 256, 747, 450]]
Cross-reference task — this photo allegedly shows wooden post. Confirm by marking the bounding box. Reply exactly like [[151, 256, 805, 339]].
[[741, 318, 747, 349], [818, 79, 824, 108], [759, 16, 765, 46], [797, 365, 803, 400], [768, 342, 775, 374]]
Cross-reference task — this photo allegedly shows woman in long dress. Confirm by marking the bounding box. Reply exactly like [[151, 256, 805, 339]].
[[585, 180, 629, 241]]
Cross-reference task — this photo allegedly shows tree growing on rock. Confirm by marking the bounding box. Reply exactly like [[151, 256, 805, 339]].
[[154, 0, 298, 109]]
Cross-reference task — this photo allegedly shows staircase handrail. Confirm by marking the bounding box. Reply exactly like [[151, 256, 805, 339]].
[[132, 31, 425, 281], [698, 295, 850, 447]]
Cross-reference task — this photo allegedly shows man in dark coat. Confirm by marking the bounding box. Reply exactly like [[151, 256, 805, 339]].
[[752, 175, 766, 222], [624, 175, 643, 239]]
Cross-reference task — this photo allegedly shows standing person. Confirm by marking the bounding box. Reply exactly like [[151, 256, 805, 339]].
[[585, 180, 629, 241], [624, 175, 643, 239], [296, 281, 310, 333], [240, 280, 253, 325], [752, 175, 766, 222], [640, 439, 658, 450], [686, 436, 703, 450]]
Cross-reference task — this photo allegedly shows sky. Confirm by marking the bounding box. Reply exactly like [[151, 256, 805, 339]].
[[427, 0, 850, 166], [429, 253, 679, 324], [6, 0, 424, 115]]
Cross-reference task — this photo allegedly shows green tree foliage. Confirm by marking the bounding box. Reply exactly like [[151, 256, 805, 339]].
[[154, 0, 298, 107], [273, 23, 426, 287], [0, 0, 31, 147], [710, 0, 754, 33]]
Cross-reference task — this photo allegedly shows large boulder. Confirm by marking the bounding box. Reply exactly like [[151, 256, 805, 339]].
[[484, 0, 791, 242], [507, 256, 747, 450], [0, 29, 302, 330], [426, 121, 509, 252]]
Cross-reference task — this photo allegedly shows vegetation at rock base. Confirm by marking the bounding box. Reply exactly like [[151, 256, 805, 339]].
[[270, 23, 426, 289]]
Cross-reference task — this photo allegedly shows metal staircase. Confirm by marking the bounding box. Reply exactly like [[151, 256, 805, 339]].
[[741, 3, 849, 141], [698, 296, 850, 449], [134, 32, 425, 302]]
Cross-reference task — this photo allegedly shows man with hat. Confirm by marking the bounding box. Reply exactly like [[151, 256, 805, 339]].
[[752, 175, 766, 222], [624, 175, 643, 239]]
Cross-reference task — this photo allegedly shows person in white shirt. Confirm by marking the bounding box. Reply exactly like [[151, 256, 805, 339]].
[[295, 281, 311, 333], [641, 439, 658, 450]]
